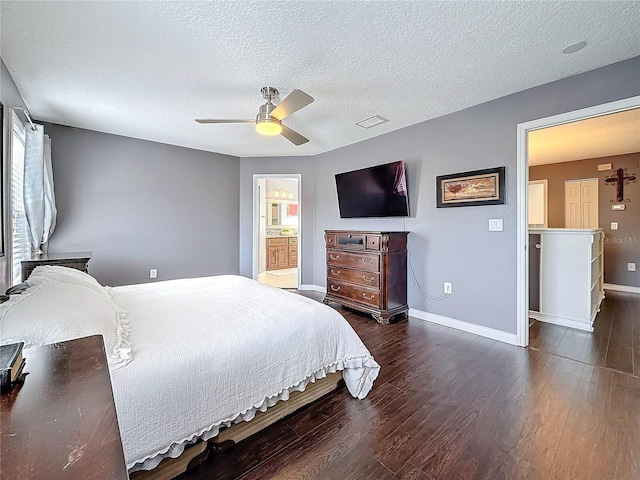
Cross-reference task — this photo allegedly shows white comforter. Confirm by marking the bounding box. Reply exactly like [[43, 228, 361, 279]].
[[109, 275, 380, 471]]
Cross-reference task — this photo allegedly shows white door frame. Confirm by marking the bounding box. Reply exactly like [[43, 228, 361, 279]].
[[516, 95, 640, 347], [252, 173, 302, 287]]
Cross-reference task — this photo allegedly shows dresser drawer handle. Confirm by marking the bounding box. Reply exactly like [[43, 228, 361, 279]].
[[330, 285, 341, 292], [329, 254, 340, 260], [361, 259, 374, 265], [363, 276, 375, 283], [331, 269, 341, 275], [362, 293, 374, 301]]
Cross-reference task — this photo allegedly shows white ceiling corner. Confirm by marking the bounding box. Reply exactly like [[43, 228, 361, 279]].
[[1, 1, 639, 158]]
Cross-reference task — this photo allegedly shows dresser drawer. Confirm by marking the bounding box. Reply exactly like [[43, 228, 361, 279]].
[[326, 250, 380, 273], [366, 235, 381, 250], [267, 238, 288, 246], [325, 233, 337, 248], [327, 280, 380, 307], [288, 237, 298, 246], [327, 266, 380, 288]]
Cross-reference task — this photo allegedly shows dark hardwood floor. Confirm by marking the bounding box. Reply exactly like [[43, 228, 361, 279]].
[[179, 290, 640, 480], [530, 290, 640, 377]]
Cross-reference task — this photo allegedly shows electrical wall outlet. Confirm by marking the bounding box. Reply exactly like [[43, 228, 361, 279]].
[[444, 282, 452, 294], [611, 222, 619, 230], [150, 269, 158, 279], [628, 263, 636, 272]]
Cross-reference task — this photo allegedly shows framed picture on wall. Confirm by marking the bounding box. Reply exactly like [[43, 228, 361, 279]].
[[436, 166, 506, 208]]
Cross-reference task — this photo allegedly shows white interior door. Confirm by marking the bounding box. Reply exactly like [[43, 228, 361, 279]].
[[565, 178, 598, 228], [528, 180, 548, 227], [580, 179, 598, 228], [565, 180, 581, 228]]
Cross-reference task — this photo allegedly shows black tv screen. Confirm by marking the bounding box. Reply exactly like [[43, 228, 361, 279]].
[[335, 161, 409, 218]]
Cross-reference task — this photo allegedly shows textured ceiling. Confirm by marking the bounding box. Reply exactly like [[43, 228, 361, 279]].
[[1, 1, 639, 158], [528, 108, 640, 166]]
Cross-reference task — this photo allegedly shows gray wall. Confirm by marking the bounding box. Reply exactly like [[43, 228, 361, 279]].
[[45, 124, 240, 286], [240, 56, 640, 335], [0, 59, 29, 292], [530, 153, 640, 287]]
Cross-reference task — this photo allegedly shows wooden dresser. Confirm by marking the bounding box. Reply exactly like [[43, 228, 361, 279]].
[[0, 335, 128, 479], [21, 251, 92, 282], [324, 230, 408, 324], [266, 237, 298, 270]]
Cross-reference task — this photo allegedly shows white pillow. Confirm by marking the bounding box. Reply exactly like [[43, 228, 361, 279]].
[[0, 281, 132, 369], [26, 265, 107, 296]]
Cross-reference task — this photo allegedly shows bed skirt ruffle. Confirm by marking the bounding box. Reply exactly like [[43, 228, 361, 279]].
[[128, 355, 379, 472]]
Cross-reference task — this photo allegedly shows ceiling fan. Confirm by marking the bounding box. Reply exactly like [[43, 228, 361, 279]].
[[196, 87, 314, 146]]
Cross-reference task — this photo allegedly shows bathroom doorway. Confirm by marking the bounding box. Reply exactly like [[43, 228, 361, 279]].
[[253, 174, 300, 289]]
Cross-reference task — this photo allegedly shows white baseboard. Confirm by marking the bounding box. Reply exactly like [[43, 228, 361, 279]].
[[604, 283, 640, 294], [299, 284, 325, 293], [528, 311, 594, 332], [409, 308, 519, 346], [306, 292, 519, 346]]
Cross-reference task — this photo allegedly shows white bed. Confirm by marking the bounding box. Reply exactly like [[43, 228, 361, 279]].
[[0, 268, 380, 474]]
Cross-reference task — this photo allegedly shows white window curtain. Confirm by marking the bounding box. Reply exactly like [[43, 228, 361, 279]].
[[23, 122, 56, 254], [10, 110, 29, 285]]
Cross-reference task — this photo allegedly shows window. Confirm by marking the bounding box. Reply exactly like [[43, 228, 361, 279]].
[[10, 111, 29, 285]]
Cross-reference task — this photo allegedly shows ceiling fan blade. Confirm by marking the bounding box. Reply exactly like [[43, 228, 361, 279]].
[[195, 119, 254, 124], [270, 89, 314, 121], [280, 125, 309, 146]]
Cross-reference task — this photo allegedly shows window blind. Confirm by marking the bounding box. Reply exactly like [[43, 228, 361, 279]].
[[10, 111, 29, 285]]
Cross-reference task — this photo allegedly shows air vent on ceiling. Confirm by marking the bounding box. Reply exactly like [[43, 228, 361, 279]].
[[356, 115, 389, 129]]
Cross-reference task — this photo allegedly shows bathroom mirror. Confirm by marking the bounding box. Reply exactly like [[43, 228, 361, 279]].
[[267, 201, 298, 226]]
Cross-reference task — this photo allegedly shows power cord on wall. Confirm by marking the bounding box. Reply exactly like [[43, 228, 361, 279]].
[[402, 217, 451, 301]]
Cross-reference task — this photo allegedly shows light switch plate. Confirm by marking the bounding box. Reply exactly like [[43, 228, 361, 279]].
[[611, 222, 619, 230], [629, 263, 636, 272], [488, 219, 503, 231]]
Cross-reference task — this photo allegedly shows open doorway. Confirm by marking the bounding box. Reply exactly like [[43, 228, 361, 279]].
[[517, 96, 640, 347], [253, 174, 301, 289]]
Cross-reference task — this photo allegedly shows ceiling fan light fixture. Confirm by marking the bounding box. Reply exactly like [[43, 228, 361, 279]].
[[256, 100, 282, 136], [256, 119, 282, 135], [196, 87, 312, 145]]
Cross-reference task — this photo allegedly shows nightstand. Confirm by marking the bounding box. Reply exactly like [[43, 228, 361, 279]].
[[0, 336, 128, 479], [21, 251, 92, 282]]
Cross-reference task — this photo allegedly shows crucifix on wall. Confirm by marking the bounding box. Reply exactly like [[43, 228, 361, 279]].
[[604, 168, 637, 203]]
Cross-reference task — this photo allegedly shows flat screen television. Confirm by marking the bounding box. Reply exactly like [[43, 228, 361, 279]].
[[335, 161, 409, 218]]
